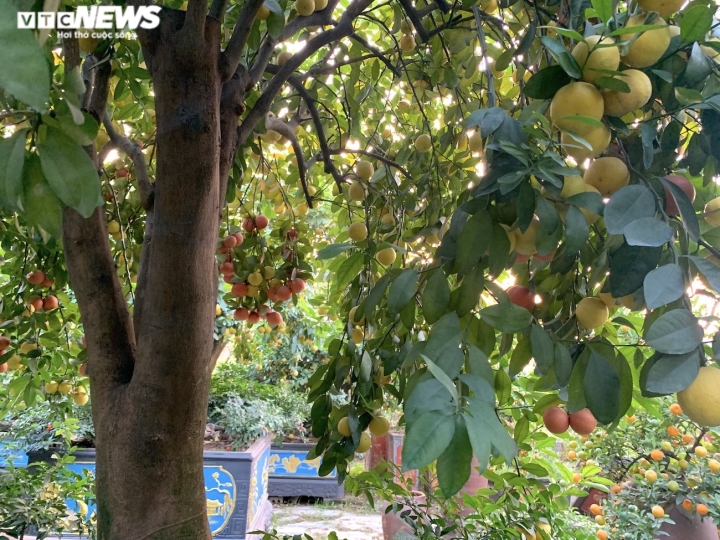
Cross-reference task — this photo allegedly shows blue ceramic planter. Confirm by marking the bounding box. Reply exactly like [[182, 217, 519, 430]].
[[268, 443, 343, 500]]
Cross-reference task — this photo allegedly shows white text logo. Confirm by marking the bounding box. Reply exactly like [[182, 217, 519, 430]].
[[18, 6, 162, 31]]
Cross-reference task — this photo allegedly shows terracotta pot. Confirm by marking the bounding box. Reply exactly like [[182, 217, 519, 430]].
[[381, 491, 426, 540], [656, 504, 719, 540], [460, 456, 489, 516]]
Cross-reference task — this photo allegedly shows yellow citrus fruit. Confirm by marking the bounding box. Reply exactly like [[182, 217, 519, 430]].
[[468, 131, 483, 153], [338, 417, 351, 437], [561, 124, 611, 162], [638, 0, 684, 18], [314, 0, 328, 10], [356, 432, 372, 453], [355, 160, 374, 181], [348, 222, 368, 242], [295, 0, 315, 16], [369, 416, 390, 436], [572, 35, 620, 84], [44, 381, 58, 394], [349, 306, 365, 325], [695, 446, 709, 457], [560, 175, 587, 198], [619, 14, 671, 68], [501, 224, 516, 252], [651, 505, 665, 518], [584, 157, 630, 196], [57, 382, 72, 394], [415, 134, 432, 152], [678, 366, 720, 426], [598, 291, 617, 308], [400, 34, 416, 52], [576, 297, 609, 329], [376, 247, 396, 266], [550, 82, 604, 135], [256, 4, 270, 19], [351, 327, 364, 344], [248, 272, 263, 286], [348, 180, 367, 201], [602, 69, 653, 117], [704, 197, 720, 227], [535, 522, 551, 538], [277, 51, 292, 66], [645, 469, 658, 483], [514, 218, 540, 255]]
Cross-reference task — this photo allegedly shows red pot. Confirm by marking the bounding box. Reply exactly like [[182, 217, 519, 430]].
[[460, 456, 489, 516], [381, 491, 426, 540]]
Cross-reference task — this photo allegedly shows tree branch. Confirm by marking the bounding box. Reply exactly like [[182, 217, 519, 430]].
[[348, 33, 401, 77], [102, 113, 155, 211], [327, 148, 411, 178], [396, 0, 430, 42], [265, 114, 313, 207], [220, 0, 267, 81], [209, 0, 230, 19], [238, 0, 374, 145]]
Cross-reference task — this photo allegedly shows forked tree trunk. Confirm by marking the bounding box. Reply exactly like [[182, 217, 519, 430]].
[[63, 10, 226, 540]]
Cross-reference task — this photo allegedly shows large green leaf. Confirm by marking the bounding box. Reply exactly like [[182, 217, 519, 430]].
[[523, 65, 572, 100], [645, 348, 701, 394], [317, 243, 354, 259], [680, 4, 713, 43], [405, 379, 454, 424], [36, 126, 101, 218], [402, 409, 456, 470], [0, 129, 28, 210], [583, 350, 620, 424], [643, 263, 685, 309], [623, 217, 674, 247], [423, 269, 451, 324], [509, 335, 532, 377], [608, 243, 662, 297], [465, 397, 517, 463], [335, 253, 365, 286], [646, 309, 703, 355], [455, 210, 492, 273], [388, 268, 418, 316], [456, 265, 484, 317], [565, 205, 589, 253], [689, 256, 720, 293], [0, 1, 50, 110], [661, 177, 700, 241], [437, 416, 473, 498], [531, 324, 554, 376], [604, 185, 656, 235], [21, 154, 62, 238], [480, 303, 532, 333]]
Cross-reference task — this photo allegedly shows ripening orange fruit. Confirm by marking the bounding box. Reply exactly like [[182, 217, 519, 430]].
[[667, 426, 680, 437], [683, 434, 694, 444], [682, 499, 694, 511], [670, 403, 683, 415], [611, 484, 622, 495], [651, 505, 665, 518], [695, 446, 709, 458], [596, 530, 608, 540], [572, 472, 583, 483], [651, 449, 665, 461], [697, 503, 709, 515], [568, 450, 577, 460], [590, 503, 603, 516]]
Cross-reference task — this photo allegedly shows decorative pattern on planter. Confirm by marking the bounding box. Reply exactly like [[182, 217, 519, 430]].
[[268, 443, 343, 500]]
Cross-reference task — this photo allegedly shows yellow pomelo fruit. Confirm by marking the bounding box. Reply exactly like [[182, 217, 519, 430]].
[[400, 34, 416, 52], [72, 391, 89, 406], [550, 82, 604, 135], [619, 14, 671, 68], [348, 222, 368, 242], [599, 291, 617, 308], [701, 39, 720, 63], [535, 522, 552, 539], [349, 306, 365, 325], [515, 218, 539, 255], [376, 247, 396, 266], [356, 160, 374, 181], [602, 69, 653, 117], [45, 381, 58, 394], [468, 131, 483, 153], [677, 366, 720, 426], [351, 327, 364, 344], [501, 224, 516, 252], [348, 180, 367, 201], [314, 0, 328, 10], [704, 197, 720, 227], [480, 0, 498, 13], [415, 134, 432, 152], [357, 432, 372, 453], [295, 0, 315, 16], [338, 417, 351, 436], [277, 51, 292, 66], [572, 35, 620, 84], [369, 416, 390, 436], [560, 175, 587, 198], [638, 0, 684, 18], [584, 157, 630, 196], [256, 5, 270, 19], [561, 124, 611, 162], [576, 297, 609, 329], [58, 382, 72, 394]]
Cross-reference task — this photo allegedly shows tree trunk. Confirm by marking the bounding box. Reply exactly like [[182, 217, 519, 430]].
[[64, 10, 225, 539]]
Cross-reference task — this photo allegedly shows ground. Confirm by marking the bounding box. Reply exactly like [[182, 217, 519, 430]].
[[272, 502, 384, 539]]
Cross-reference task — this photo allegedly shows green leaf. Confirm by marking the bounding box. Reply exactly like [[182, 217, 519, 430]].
[[465, 397, 517, 463], [0, 1, 50, 110], [661, 177, 700, 241], [531, 324, 554, 376], [590, 0, 612, 23], [643, 263, 685, 310], [594, 76, 631, 93], [335, 253, 365, 286], [540, 37, 582, 79], [509, 335, 533, 377], [456, 210, 492, 273], [0, 129, 28, 210], [317, 243, 355, 259], [565, 205, 589, 253], [423, 354, 459, 404], [623, 217, 674, 247], [388, 268, 418, 316], [459, 373, 495, 403], [36, 126, 101, 218], [456, 265, 484, 317], [583, 350, 620, 424], [689, 256, 720, 293], [554, 344, 573, 387], [423, 269, 451, 324], [514, 416, 530, 443], [466, 345, 494, 385], [402, 410, 456, 470], [480, 303, 532, 333], [608, 243, 662, 298], [566, 191, 605, 216], [680, 4, 713, 44], [646, 309, 703, 355], [645, 349, 701, 394], [488, 223, 511, 278], [524, 65, 572, 100], [364, 274, 391, 317], [682, 43, 713, 87], [604, 185, 656, 235], [437, 416, 473, 498], [536, 195, 561, 235], [494, 368, 512, 405], [405, 379, 454, 423], [21, 154, 62, 238]]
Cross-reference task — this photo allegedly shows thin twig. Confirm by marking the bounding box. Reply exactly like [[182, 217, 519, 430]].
[[265, 114, 313, 208], [220, 0, 267, 80]]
